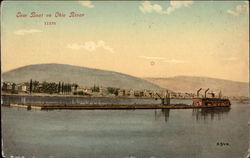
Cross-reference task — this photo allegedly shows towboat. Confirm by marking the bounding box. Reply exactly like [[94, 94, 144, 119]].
[[192, 98, 231, 107], [192, 88, 231, 107]]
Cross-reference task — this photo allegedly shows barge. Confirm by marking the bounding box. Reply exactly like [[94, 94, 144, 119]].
[[2, 88, 231, 110]]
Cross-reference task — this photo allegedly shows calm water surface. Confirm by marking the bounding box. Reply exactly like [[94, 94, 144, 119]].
[[2, 100, 250, 158]]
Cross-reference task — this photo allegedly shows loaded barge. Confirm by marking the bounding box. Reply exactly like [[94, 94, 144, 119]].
[[2, 88, 231, 110]]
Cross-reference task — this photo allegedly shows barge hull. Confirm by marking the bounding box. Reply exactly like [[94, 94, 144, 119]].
[[7, 103, 231, 110]]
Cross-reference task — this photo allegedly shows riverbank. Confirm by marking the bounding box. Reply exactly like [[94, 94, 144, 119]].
[[0, 93, 210, 99]]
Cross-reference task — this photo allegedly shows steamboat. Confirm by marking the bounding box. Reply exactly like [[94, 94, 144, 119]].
[[192, 88, 231, 107]]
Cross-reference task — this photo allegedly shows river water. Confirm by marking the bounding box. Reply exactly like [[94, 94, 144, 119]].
[[2, 99, 250, 158]]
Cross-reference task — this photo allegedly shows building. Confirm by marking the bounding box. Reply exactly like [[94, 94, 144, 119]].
[[83, 88, 92, 93], [118, 89, 126, 96], [18, 83, 29, 92], [134, 90, 144, 97], [125, 89, 134, 97], [6, 82, 13, 91], [143, 90, 153, 98]]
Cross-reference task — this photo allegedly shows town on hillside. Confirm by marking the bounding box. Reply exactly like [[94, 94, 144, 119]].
[[1, 80, 202, 99], [3, 80, 247, 100]]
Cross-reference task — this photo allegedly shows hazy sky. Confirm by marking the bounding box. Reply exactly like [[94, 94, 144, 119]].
[[1, 1, 249, 82]]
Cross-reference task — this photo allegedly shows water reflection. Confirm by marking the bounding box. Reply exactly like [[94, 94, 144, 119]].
[[154, 109, 170, 122], [192, 107, 231, 121], [155, 107, 231, 123]]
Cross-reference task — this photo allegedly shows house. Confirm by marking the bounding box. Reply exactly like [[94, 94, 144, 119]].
[[134, 90, 144, 97], [125, 89, 134, 97], [143, 90, 153, 97], [6, 82, 13, 91], [99, 87, 107, 95], [118, 89, 126, 96], [18, 83, 29, 92], [83, 88, 92, 93]]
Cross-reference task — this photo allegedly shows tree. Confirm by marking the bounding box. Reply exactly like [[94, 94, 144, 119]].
[[29, 79, 33, 94], [107, 87, 115, 94], [69, 84, 72, 93], [74, 84, 78, 92], [91, 85, 100, 92], [41, 81, 48, 93], [114, 89, 119, 96], [107, 87, 119, 95], [62, 82, 64, 94], [65, 83, 68, 94], [33, 80, 39, 93], [2, 82, 7, 92], [58, 82, 61, 93], [11, 83, 16, 94]]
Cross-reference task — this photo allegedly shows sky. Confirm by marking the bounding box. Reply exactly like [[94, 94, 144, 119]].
[[1, 1, 249, 82]]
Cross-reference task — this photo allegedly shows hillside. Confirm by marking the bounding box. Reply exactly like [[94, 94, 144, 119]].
[[145, 76, 249, 97], [2, 63, 162, 90]]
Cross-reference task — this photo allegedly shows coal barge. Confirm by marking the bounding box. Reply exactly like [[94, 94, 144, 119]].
[[3, 88, 231, 110]]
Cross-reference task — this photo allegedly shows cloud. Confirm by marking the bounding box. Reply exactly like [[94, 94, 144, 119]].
[[139, 56, 165, 60], [67, 41, 114, 53], [224, 57, 239, 61], [14, 29, 42, 35], [79, 1, 94, 8], [138, 56, 186, 64], [139, 1, 193, 15], [139, 1, 166, 14], [227, 2, 249, 16], [227, 10, 239, 16], [167, 1, 194, 14], [170, 1, 194, 8], [164, 59, 186, 64]]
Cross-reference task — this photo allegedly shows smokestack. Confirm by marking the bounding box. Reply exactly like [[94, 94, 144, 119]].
[[205, 88, 210, 98], [211, 93, 215, 98], [219, 90, 222, 98], [197, 88, 202, 98]]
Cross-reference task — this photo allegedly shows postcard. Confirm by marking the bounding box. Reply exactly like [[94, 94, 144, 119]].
[[1, 1, 249, 158]]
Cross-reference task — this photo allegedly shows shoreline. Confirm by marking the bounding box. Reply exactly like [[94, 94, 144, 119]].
[[1, 93, 248, 101], [2, 93, 243, 100]]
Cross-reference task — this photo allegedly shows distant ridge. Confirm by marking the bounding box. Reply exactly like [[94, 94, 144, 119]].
[[145, 76, 249, 97], [2, 63, 162, 90]]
